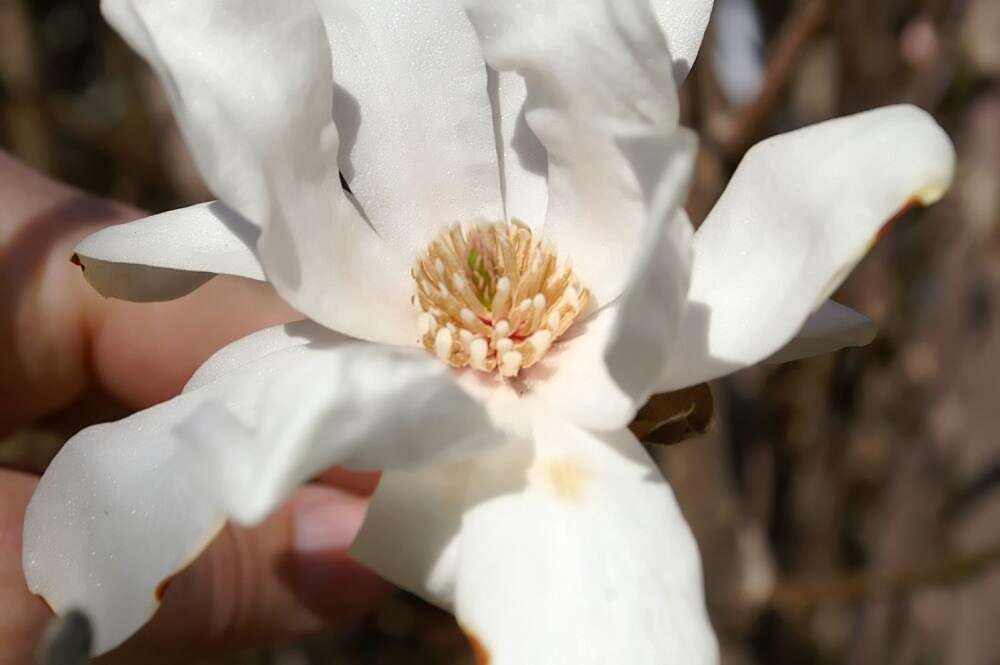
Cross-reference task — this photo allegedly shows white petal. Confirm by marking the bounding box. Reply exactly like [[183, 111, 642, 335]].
[[604, 131, 698, 407], [23, 325, 326, 654], [350, 462, 474, 611], [453, 369, 531, 438], [519, 306, 635, 432], [603, 211, 694, 404], [102, 0, 412, 344], [462, 0, 681, 306], [23, 397, 228, 655], [318, 0, 502, 258], [488, 69, 548, 228], [484, 0, 711, 225], [662, 105, 956, 390], [520, 131, 695, 432], [652, 0, 715, 81], [177, 344, 503, 525], [455, 421, 717, 665], [73, 202, 264, 302], [765, 300, 877, 364], [24, 325, 499, 653], [183, 319, 334, 391]]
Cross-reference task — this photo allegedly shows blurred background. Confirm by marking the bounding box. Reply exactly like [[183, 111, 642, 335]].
[[2, 0, 998, 663]]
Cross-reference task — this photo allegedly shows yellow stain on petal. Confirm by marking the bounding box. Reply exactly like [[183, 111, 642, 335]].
[[536, 457, 588, 501], [914, 181, 949, 206]]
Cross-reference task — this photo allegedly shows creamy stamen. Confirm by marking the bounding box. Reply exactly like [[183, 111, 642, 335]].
[[413, 221, 589, 376]]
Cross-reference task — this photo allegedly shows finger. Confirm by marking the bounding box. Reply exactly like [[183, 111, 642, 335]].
[[105, 484, 389, 663], [0, 153, 125, 433], [91, 276, 300, 410], [0, 153, 298, 434], [1, 471, 389, 664], [315, 467, 382, 497], [0, 470, 52, 665]]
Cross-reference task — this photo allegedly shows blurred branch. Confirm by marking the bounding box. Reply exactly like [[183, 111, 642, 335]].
[[715, 0, 833, 156], [0, 0, 52, 169], [769, 542, 1000, 614], [945, 461, 1000, 519]]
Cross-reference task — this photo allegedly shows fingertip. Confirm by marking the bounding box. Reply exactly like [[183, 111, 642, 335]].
[[108, 484, 387, 661], [0, 471, 53, 663], [91, 276, 300, 409]]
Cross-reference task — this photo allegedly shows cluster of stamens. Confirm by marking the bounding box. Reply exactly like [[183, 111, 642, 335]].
[[413, 220, 590, 377]]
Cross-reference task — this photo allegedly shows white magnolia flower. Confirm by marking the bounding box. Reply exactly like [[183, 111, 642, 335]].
[[22, 0, 955, 662]]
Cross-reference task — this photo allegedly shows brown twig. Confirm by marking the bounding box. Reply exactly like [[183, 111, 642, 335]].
[[768, 542, 1000, 614], [717, 0, 834, 157], [0, 0, 52, 170]]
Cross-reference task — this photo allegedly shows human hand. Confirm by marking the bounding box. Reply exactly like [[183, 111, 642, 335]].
[[0, 152, 388, 664]]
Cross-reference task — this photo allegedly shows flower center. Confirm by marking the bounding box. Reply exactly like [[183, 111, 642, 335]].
[[413, 221, 590, 377]]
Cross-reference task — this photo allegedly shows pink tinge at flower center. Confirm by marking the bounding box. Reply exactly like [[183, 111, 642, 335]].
[[413, 221, 590, 377]]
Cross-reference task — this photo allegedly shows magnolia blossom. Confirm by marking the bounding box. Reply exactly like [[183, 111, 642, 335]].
[[22, 0, 954, 662]]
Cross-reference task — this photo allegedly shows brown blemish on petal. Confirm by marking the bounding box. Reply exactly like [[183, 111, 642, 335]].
[[35, 593, 56, 615], [154, 574, 177, 602], [69, 253, 84, 270], [876, 196, 922, 243], [463, 629, 491, 665], [544, 458, 588, 501]]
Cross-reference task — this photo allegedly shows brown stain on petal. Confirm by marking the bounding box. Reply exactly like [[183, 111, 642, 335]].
[[463, 629, 491, 665], [154, 574, 177, 602], [35, 593, 55, 615], [69, 252, 84, 270], [545, 458, 588, 501], [876, 196, 922, 243]]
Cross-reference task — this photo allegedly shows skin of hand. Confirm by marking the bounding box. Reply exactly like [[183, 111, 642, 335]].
[[0, 151, 389, 665]]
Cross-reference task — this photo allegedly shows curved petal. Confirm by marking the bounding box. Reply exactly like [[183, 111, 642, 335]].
[[455, 422, 717, 665], [183, 319, 330, 391], [652, 0, 715, 82], [519, 306, 635, 433], [520, 130, 695, 432], [318, 0, 502, 259], [102, 0, 412, 344], [23, 397, 229, 655], [73, 202, 264, 302], [462, 0, 681, 306], [23, 323, 330, 654], [486, 0, 712, 226], [603, 131, 697, 407], [24, 323, 499, 654], [177, 345, 503, 525], [765, 300, 876, 364], [350, 462, 475, 611], [662, 105, 956, 390], [488, 68, 548, 229]]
